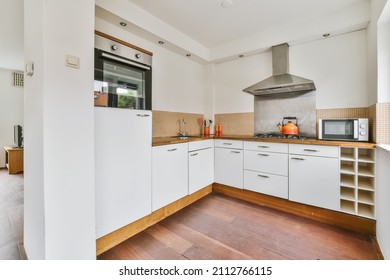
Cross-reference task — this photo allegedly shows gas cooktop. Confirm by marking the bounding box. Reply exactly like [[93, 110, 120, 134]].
[[254, 133, 308, 140]]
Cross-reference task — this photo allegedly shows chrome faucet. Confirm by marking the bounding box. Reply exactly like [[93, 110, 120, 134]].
[[179, 118, 188, 137]]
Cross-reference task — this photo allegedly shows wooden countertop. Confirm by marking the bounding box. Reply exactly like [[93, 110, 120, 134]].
[[152, 135, 376, 148]]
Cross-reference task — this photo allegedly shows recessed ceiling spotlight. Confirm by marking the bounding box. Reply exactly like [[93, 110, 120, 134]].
[[186, 54, 191, 57], [322, 33, 330, 38], [238, 54, 244, 58], [221, 0, 234, 8], [158, 40, 164, 45], [120, 22, 127, 27]]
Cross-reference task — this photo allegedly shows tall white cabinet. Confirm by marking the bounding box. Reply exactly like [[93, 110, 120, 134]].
[[95, 108, 152, 238]]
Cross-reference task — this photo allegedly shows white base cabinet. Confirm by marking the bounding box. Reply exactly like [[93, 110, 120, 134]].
[[95, 108, 152, 239], [243, 141, 289, 199], [189, 140, 214, 194], [152, 143, 188, 211], [214, 140, 243, 189], [289, 144, 339, 211]]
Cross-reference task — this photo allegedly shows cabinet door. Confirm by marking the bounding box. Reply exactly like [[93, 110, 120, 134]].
[[95, 108, 152, 238], [152, 143, 188, 211], [214, 147, 243, 189], [189, 147, 214, 194], [289, 155, 339, 210]]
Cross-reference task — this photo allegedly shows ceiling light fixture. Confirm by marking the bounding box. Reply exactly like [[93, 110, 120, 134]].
[[322, 33, 330, 38], [221, 0, 234, 8], [186, 54, 191, 57], [120, 22, 127, 27], [238, 54, 244, 58], [158, 40, 164, 45]]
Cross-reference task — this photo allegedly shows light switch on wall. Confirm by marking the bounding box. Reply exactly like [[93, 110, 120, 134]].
[[65, 55, 80, 68]]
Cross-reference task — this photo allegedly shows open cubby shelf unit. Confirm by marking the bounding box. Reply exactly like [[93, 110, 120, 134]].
[[339, 147, 375, 219]]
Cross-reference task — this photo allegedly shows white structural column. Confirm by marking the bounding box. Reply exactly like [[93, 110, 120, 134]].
[[23, 0, 96, 259]]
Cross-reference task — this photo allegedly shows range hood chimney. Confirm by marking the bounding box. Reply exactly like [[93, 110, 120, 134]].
[[243, 43, 316, 95]]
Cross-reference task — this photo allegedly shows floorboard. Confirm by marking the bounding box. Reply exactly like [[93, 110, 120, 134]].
[[98, 193, 382, 260], [0, 169, 23, 260]]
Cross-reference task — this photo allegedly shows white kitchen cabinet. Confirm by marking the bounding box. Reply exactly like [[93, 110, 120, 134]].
[[95, 108, 152, 238], [214, 143, 243, 189], [152, 142, 188, 211], [339, 146, 376, 219], [244, 150, 288, 176], [289, 145, 339, 211], [244, 170, 288, 199], [188, 140, 214, 194], [244, 141, 289, 198]]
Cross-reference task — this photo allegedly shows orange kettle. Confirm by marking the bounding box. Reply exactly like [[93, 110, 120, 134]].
[[277, 117, 299, 135]]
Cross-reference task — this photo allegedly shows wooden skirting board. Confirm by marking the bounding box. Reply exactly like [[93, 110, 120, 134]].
[[213, 183, 376, 236], [96, 183, 376, 256], [96, 185, 213, 256]]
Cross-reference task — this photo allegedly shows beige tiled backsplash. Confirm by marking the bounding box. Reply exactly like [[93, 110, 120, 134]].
[[152, 110, 204, 137], [374, 103, 390, 144], [154, 105, 390, 143], [214, 113, 255, 136]]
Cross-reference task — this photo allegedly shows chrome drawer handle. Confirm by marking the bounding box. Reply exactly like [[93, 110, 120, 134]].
[[258, 174, 269, 178], [190, 153, 198, 156], [223, 143, 233, 145], [303, 149, 319, 152], [136, 114, 150, 117], [231, 151, 241, 154], [257, 153, 270, 157], [167, 148, 177, 152], [258, 145, 269, 148], [291, 157, 305, 161]]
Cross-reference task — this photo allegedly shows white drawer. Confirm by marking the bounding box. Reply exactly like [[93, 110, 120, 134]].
[[244, 150, 288, 176], [188, 139, 214, 151], [214, 139, 243, 149], [289, 144, 339, 158], [244, 170, 288, 199], [244, 141, 288, 153]]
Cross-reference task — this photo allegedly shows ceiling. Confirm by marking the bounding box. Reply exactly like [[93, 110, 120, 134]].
[[0, 0, 371, 70], [128, 0, 368, 48], [95, 0, 370, 62]]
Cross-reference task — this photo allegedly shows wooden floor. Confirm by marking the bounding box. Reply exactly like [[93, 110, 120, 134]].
[[98, 193, 381, 260], [0, 169, 23, 260]]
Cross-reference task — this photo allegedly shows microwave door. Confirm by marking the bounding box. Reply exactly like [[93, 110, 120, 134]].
[[323, 120, 354, 140]]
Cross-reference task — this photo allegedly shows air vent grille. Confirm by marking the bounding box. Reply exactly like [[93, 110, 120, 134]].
[[12, 72, 24, 88]]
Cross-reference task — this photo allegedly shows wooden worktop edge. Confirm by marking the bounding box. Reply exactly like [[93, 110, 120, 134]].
[[152, 135, 376, 148]]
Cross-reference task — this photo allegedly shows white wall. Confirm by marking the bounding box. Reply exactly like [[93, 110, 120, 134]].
[[376, 146, 390, 259], [24, 0, 96, 259], [378, 1, 390, 103], [0, 68, 24, 167], [214, 51, 271, 114], [95, 18, 206, 114], [367, 0, 388, 105], [214, 30, 369, 114]]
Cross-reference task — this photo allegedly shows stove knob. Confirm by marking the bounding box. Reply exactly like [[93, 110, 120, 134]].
[[111, 45, 118, 51], [135, 53, 141, 59]]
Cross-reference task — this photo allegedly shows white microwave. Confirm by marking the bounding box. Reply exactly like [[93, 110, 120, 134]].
[[318, 118, 369, 141]]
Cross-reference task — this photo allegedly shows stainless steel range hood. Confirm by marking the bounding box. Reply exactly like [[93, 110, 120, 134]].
[[243, 43, 316, 95]]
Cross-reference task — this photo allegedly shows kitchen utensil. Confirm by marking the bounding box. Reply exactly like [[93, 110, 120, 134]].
[[277, 117, 299, 135]]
